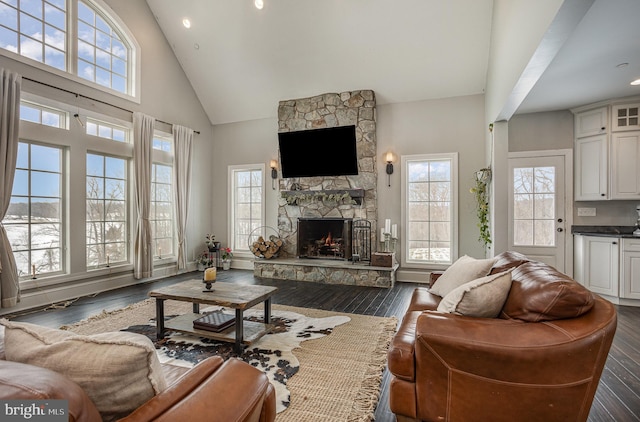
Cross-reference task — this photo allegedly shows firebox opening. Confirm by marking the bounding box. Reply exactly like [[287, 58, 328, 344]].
[[297, 218, 353, 260]]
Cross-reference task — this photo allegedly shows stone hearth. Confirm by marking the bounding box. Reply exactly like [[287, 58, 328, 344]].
[[254, 259, 397, 288]]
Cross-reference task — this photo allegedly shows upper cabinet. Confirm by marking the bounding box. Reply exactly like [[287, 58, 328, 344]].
[[611, 131, 640, 199], [612, 103, 640, 131], [575, 106, 608, 138], [573, 99, 640, 201]]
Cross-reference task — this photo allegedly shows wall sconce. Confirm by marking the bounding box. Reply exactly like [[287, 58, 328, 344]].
[[270, 159, 278, 190], [385, 151, 395, 187]]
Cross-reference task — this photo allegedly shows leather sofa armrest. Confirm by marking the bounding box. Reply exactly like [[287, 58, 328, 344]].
[[119, 357, 276, 422], [429, 271, 443, 287], [0, 360, 102, 422]]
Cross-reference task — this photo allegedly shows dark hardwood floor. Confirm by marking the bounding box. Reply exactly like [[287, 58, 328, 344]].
[[6, 270, 640, 421]]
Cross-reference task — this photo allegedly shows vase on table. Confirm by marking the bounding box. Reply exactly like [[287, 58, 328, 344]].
[[222, 260, 231, 270]]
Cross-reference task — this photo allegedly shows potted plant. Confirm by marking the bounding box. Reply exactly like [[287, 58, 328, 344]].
[[205, 234, 221, 251], [470, 167, 492, 249], [196, 250, 213, 271], [221, 248, 233, 270]]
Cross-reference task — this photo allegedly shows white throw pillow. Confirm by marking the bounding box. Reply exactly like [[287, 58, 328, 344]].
[[429, 255, 496, 297], [437, 270, 513, 318], [0, 319, 167, 422]]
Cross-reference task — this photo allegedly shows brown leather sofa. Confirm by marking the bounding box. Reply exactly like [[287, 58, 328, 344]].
[[388, 251, 617, 422], [0, 355, 276, 422]]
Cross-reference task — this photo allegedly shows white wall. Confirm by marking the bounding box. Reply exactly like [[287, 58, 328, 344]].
[[509, 111, 574, 152], [0, 0, 213, 314]]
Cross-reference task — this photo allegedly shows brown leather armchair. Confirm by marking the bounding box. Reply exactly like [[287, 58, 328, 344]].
[[387, 251, 617, 422], [0, 356, 276, 422]]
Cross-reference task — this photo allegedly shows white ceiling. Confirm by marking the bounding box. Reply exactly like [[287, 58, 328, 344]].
[[146, 0, 640, 125], [517, 0, 640, 114]]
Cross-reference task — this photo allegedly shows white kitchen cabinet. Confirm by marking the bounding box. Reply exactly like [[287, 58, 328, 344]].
[[610, 131, 640, 200], [573, 100, 640, 201], [574, 235, 619, 297], [575, 107, 608, 138], [612, 103, 640, 131], [621, 238, 640, 299], [574, 135, 608, 200]]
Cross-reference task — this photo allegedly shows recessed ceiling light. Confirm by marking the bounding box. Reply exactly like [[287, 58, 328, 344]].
[[182, 18, 191, 29], [255, 0, 264, 9], [631, 78, 640, 86]]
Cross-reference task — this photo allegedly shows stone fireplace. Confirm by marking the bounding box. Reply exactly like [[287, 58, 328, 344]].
[[253, 89, 397, 288], [276, 89, 378, 256]]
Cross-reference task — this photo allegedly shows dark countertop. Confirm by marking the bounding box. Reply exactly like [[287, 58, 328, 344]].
[[571, 225, 640, 238]]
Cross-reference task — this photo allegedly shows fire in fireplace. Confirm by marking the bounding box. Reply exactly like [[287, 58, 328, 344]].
[[297, 218, 353, 260]]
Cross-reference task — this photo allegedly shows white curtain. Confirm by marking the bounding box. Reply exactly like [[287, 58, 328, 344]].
[[0, 69, 21, 308], [172, 125, 194, 270], [133, 112, 155, 279]]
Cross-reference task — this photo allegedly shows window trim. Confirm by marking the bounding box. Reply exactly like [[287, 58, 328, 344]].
[[400, 152, 458, 270], [228, 163, 265, 257], [0, 0, 141, 102]]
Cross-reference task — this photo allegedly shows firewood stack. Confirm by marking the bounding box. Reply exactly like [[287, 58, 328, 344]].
[[250, 235, 283, 259]]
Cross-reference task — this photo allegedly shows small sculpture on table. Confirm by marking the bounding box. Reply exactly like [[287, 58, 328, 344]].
[[203, 267, 217, 292]]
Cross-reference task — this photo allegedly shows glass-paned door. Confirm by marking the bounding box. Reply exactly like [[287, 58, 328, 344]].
[[508, 155, 566, 271]]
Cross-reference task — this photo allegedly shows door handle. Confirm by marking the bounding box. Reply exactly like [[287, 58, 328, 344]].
[[557, 218, 563, 223], [557, 228, 563, 232]]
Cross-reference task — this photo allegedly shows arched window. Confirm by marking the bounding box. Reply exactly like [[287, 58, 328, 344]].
[[0, 0, 138, 98]]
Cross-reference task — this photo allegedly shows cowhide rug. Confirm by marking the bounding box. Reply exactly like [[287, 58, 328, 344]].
[[124, 306, 350, 413]]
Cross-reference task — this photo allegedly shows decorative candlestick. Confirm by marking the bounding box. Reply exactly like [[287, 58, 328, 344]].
[[384, 233, 391, 252], [203, 267, 217, 291]]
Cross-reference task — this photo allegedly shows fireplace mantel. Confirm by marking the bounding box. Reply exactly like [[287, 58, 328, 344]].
[[281, 189, 365, 206]]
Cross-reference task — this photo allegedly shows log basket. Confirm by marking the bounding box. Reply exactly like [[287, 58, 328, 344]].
[[248, 226, 283, 259]]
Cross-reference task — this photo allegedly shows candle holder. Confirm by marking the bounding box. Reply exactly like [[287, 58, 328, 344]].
[[202, 267, 217, 292], [391, 237, 397, 252], [383, 233, 391, 252]]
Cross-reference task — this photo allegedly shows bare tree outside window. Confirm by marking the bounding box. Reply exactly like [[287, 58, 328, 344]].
[[406, 157, 454, 264], [86, 153, 127, 268], [151, 163, 174, 258], [513, 166, 556, 247]]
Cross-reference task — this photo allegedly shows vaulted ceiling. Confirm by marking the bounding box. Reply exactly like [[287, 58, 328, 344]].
[[146, 0, 640, 125]]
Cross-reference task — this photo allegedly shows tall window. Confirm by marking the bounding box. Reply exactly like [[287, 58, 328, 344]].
[[229, 165, 264, 252], [86, 153, 127, 268], [0, 0, 136, 96], [151, 163, 173, 259], [402, 153, 458, 266], [4, 142, 64, 278]]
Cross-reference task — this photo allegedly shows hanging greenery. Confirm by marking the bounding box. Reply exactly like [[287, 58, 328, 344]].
[[282, 191, 356, 206], [470, 167, 492, 248]]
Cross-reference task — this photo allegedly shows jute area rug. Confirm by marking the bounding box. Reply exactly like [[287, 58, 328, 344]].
[[61, 299, 397, 422]]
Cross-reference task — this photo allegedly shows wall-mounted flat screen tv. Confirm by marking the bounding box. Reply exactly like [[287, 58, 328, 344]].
[[278, 125, 358, 178]]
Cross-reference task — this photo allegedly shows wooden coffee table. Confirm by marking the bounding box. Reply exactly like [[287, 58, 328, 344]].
[[149, 280, 278, 354]]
